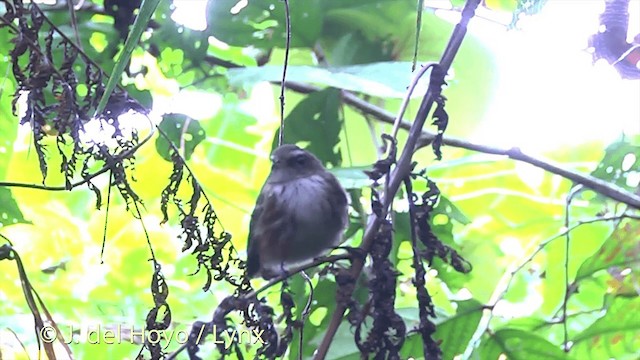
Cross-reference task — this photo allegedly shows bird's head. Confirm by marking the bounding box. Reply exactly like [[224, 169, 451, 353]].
[[267, 144, 325, 183]]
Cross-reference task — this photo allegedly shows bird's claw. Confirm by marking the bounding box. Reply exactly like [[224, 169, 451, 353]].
[[336, 246, 367, 261]]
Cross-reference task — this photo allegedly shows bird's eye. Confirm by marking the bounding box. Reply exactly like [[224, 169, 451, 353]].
[[294, 154, 306, 166]]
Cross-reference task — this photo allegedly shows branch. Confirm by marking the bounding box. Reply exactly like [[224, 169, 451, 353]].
[[314, 0, 481, 358], [415, 142, 640, 210], [281, 83, 640, 210]]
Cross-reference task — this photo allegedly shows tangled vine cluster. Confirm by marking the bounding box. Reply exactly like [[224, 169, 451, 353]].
[[1, 1, 249, 357]]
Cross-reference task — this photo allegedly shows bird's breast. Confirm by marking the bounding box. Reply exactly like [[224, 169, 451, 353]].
[[272, 174, 330, 223], [259, 173, 346, 270]]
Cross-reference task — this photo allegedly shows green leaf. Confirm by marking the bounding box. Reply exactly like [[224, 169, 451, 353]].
[[320, 0, 446, 65], [95, 0, 161, 116], [476, 328, 569, 360], [436, 195, 471, 225], [0, 34, 16, 180], [155, 114, 206, 161], [227, 62, 423, 98], [590, 138, 640, 192], [320, 323, 360, 360], [273, 88, 343, 167], [323, 0, 415, 43], [571, 296, 640, 360], [206, 0, 322, 48], [400, 333, 426, 358], [325, 32, 392, 65], [576, 219, 640, 284], [124, 85, 153, 109], [0, 188, 29, 226], [397, 300, 483, 358], [329, 166, 372, 190], [434, 299, 485, 359], [151, 1, 209, 64], [201, 94, 261, 171], [0, 52, 25, 226]]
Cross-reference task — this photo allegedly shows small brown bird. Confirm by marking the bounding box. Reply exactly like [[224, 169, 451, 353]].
[[246, 144, 349, 279]]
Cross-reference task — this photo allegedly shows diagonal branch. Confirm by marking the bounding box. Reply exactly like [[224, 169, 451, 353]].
[[313, 0, 482, 358], [281, 83, 640, 210]]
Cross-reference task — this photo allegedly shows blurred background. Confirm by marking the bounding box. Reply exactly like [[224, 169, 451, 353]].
[[0, 0, 638, 358]]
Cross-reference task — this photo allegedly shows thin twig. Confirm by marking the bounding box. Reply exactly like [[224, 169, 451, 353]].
[[385, 61, 436, 233], [462, 212, 640, 358], [298, 270, 314, 360], [100, 171, 113, 264], [562, 185, 584, 351], [340, 105, 354, 166], [132, 197, 157, 263], [278, 0, 292, 147], [390, 62, 436, 140], [67, 0, 83, 51], [413, 0, 425, 71], [247, 254, 352, 299]]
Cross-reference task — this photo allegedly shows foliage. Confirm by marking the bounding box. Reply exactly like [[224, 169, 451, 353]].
[[0, 0, 639, 359]]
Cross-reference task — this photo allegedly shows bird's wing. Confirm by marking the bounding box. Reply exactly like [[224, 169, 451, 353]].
[[325, 173, 349, 229], [246, 189, 265, 278]]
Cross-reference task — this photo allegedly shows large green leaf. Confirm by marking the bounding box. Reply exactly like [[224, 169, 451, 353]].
[[273, 87, 343, 167], [576, 219, 640, 289], [206, 0, 322, 48], [321, 0, 420, 64], [590, 137, 640, 192], [396, 299, 484, 358], [476, 328, 570, 360], [0, 32, 17, 181], [329, 165, 373, 190], [151, 1, 209, 64], [571, 296, 640, 360], [0, 188, 29, 226], [124, 84, 153, 110], [0, 40, 26, 226], [201, 94, 262, 171], [227, 62, 426, 98], [434, 299, 484, 359], [322, 0, 416, 42], [155, 114, 206, 161]]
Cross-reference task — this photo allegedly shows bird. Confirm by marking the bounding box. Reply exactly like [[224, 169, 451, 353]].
[[246, 144, 349, 279]]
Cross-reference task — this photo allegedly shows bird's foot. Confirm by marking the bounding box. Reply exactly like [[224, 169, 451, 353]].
[[336, 246, 368, 261]]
